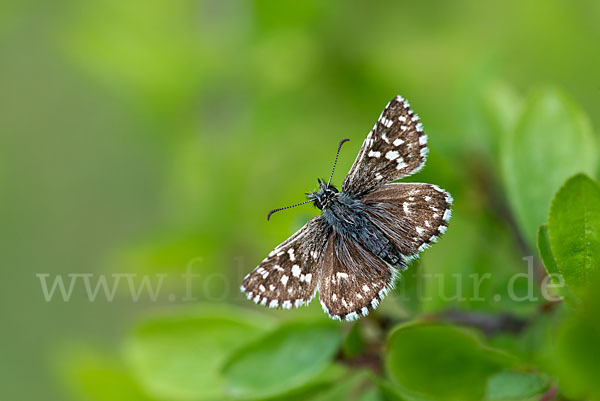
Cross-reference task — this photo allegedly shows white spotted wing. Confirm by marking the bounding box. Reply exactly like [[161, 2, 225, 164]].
[[318, 231, 398, 321], [363, 183, 452, 258], [343, 96, 428, 196], [241, 216, 331, 309]]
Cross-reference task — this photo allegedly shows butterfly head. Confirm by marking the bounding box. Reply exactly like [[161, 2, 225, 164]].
[[266, 139, 349, 221], [307, 178, 339, 210]]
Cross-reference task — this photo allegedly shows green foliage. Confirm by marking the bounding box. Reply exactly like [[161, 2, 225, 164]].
[[377, 379, 435, 401], [385, 323, 510, 401], [536, 224, 575, 304], [547, 174, 600, 293], [536, 225, 558, 278], [222, 320, 343, 399], [535, 174, 600, 399], [125, 307, 275, 400], [555, 317, 600, 400], [55, 84, 600, 401], [551, 278, 600, 400], [307, 370, 377, 401], [484, 371, 548, 400], [9, 1, 600, 400], [342, 323, 365, 358], [501, 88, 598, 248]]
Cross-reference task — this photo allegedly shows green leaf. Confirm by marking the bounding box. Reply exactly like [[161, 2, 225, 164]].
[[501, 88, 598, 248], [260, 364, 349, 401], [385, 323, 509, 401], [359, 387, 384, 401], [223, 320, 343, 399], [308, 370, 376, 401], [487, 314, 556, 374], [537, 225, 558, 277], [537, 224, 574, 304], [555, 317, 600, 400], [342, 323, 365, 359], [485, 371, 548, 400], [548, 174, 600, 293], [553, 276, 600, 400], [377, 379, 434, 401], [125, 306, 274, 401]]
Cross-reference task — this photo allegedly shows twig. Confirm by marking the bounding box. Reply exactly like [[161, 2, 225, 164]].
[[336, 342, 382, 375], [540, 386, 558, 401], [467, 153, 532, 258], [433, 309, 528, 336]]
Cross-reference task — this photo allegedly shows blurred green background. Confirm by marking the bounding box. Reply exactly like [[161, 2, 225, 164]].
[[2, 1, 600, 400]]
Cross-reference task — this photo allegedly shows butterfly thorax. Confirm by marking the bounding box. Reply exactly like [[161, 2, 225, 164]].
[[320, 192, 405, 268], [307, 178, 340, 210]]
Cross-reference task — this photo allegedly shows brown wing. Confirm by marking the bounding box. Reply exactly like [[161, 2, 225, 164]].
[[318, 232, 399, 321], [342, 95, 428, 196], [362, 183, 452, 260], [241, 216, 331, 309]]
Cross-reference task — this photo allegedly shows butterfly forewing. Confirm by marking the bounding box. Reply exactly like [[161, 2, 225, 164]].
[[241, 216, 331, 309], [362, 183, 452, 258], [343, 96, 427, 196], [319, 232, 398, 321]]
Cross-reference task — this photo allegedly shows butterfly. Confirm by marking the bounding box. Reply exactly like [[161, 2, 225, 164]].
[[241, 95, 452, 321]]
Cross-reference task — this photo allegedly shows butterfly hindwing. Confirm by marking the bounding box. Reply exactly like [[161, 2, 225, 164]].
[[319, 232, 398, 321], [362, 183, 452, 258], [241, 216, 331, 309], [343, 96, 427, 196]]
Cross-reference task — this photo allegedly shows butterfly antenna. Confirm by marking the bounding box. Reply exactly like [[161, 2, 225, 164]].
[[327, 138, 350, 186], [267, 199, 313, 221]]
